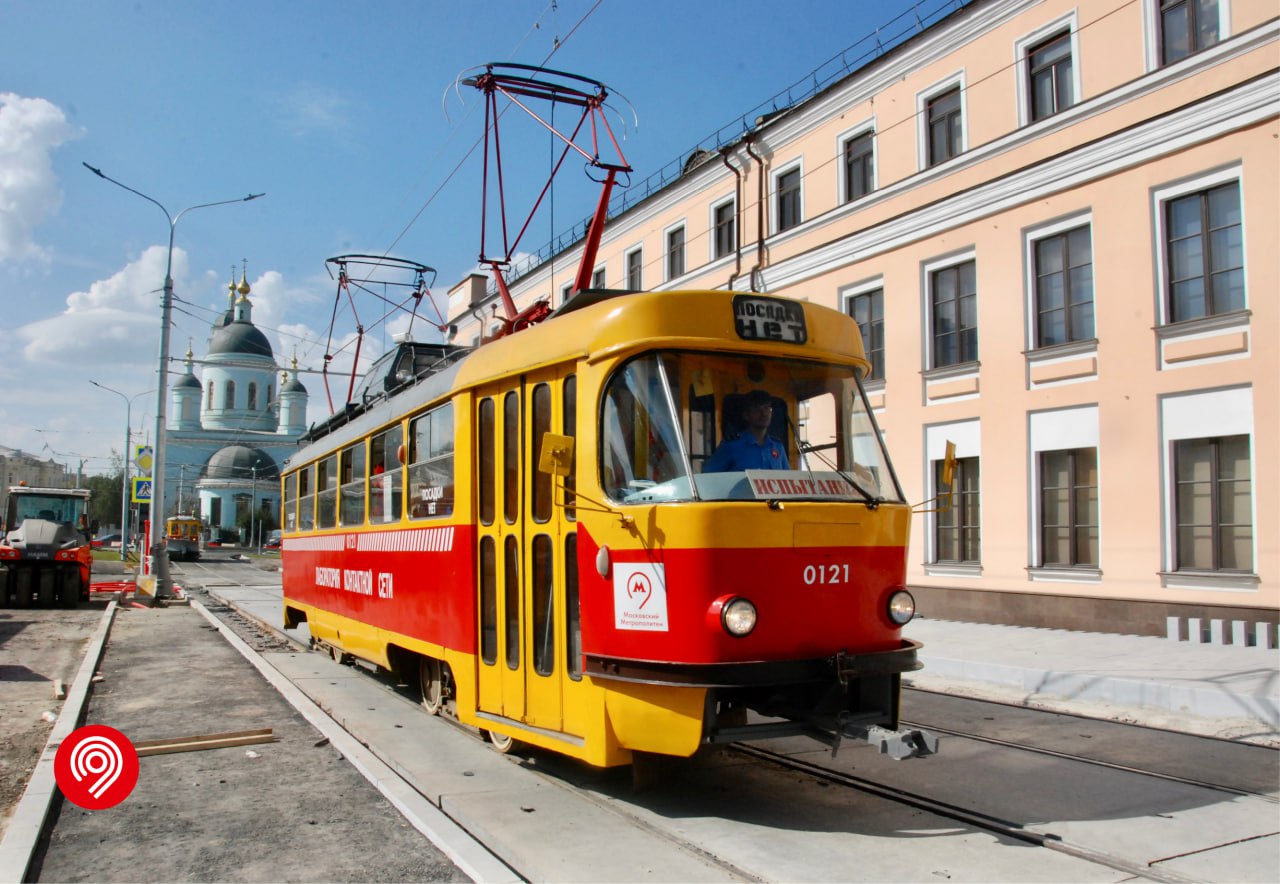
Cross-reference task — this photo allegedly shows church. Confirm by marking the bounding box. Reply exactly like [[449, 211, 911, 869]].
[[163, 269, 308, 542]]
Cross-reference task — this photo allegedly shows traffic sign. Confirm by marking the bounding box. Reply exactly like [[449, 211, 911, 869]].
[[133, 445, 153, 473], [131, 477, 153, 504]]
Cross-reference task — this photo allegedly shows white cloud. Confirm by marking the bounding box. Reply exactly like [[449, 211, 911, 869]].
[[271, 84, 353, 138], [0, 93, 81, 262]]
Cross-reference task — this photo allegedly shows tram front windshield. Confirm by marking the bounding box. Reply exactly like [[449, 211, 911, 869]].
[[600, 352, 903, 504]]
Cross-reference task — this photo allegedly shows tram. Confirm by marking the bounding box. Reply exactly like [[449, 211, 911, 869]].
[[280, 287, 936, 766], [165, 515, 201, 561], [281, 64, 936, 767]]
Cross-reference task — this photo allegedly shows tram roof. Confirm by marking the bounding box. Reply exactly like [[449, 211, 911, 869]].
[[285, 289, 866, 469], [453, 289, 867, 388]]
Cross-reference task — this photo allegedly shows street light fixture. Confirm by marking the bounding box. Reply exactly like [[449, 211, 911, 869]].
[[89, 381, 153, 562], [84, 163, 264, 599]]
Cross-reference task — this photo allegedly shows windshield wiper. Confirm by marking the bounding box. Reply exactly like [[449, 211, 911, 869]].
[[786, 415, 882, 509]]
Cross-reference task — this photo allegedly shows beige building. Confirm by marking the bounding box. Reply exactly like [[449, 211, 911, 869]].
[[447, 0, 1277, 638]]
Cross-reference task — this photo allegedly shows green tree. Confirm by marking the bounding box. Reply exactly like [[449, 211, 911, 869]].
[[84, 471, 124, 531]]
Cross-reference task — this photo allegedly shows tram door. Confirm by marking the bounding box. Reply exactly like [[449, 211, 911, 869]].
[[475, 369, 577, 736]]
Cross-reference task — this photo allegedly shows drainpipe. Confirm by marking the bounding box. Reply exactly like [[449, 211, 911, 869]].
[[719, 147, 743, 291], [745, 135, 767, 292]]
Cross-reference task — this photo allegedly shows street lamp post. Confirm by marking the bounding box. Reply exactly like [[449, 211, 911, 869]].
[[84, 163, 264, 599], [90, 382, 152, 562]]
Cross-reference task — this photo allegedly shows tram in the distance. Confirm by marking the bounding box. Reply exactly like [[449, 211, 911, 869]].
[[279, 287, 936, 767]]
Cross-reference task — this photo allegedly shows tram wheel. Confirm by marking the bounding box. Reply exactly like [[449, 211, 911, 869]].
[[484, 729, 516, 754], [419, 658, 444, 716]]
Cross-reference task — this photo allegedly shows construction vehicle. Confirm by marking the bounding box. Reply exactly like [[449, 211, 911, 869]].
[[0, 485, 94, 608]]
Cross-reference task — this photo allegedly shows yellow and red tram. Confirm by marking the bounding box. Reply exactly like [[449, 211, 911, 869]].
[[280, 288, 933, 767]]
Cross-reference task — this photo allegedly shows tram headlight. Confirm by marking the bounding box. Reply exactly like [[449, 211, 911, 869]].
[[721, 597, 758, 637], [886, 589, 916, 626]]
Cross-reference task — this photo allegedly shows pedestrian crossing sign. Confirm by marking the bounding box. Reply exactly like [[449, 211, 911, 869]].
[[131, 477, 153, 504]]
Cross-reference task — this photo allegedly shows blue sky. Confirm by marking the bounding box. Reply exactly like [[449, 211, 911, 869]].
[[1, 0, 955, 475]]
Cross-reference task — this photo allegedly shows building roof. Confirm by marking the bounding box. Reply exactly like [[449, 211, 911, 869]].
[[203, 444, 280, 480], [209, 320, 273, 359]]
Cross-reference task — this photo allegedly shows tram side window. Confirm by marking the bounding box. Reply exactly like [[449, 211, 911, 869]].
[[370, 424, 404, 524], [532, 534, 554, 676], [504, 535, 520, 670], [503, 391, 519, 525], [340, 442, 366, 526], [531, 384, 552, 523], [408, 404, 454, 520], [317, 455, 338, 529], [563, 375, 577, 521], [480, 536, 497, 665], [283, 473, 298, 532], [478, 398, 495, 526], [299, 465, 314, 530], [565, 533, 581, 680]]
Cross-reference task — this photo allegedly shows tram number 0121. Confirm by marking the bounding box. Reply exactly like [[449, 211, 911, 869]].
[[803, 563, 850, 585]]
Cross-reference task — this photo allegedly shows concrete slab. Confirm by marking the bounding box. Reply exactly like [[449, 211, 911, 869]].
[[265, 651, 741, 882], [1156, 831, 1280, 883]]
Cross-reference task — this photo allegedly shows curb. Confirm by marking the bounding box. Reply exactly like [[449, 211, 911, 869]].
[[0, 601, 118, 884]]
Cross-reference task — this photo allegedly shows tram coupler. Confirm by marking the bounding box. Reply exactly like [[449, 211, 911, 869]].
[[840, 723, 939, 760], [826, 709, 938, 760]]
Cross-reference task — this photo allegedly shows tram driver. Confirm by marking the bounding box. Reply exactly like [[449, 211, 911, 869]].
[[704, 389, 790, 472]]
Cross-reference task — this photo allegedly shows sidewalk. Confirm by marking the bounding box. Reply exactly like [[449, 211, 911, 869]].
[[906, 617, 1280, 743], [206, 579, 1280, 746]]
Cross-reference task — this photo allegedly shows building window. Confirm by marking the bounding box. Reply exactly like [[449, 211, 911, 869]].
[[591, 266, 606, 289], [777, 167, 802, 232], [936, 456, 980, 563], [1160, 0, 1220, 65], [931, 260, 978, 367], [843, 131, 874, 202], [1174, 435, 1252, 571], [847, 288, 884, 381], [561, 283, 573, 305], [224, 380, 235, 410], [666, 226, 685, 280], [1039, 448, 1098, 567], [1034, 225, 1093, 347], [713, 200, 735, 259], [1028, 32, 1074, 121], [247, 382, 258, 411], [206, 381, 214, 409], [927, 87, 963, 166], [1164, 181, 1244, 322], [626, 249, 642, 290]]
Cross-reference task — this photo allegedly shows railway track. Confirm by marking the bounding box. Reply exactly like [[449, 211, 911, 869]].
[[178, 569, 1279, 882]]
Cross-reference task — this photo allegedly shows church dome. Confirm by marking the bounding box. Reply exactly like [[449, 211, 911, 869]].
[[209, 320, 273, 358], [173, 372, 202, 390], [204, 445, 280, 481], [282, 374, 307, 394]]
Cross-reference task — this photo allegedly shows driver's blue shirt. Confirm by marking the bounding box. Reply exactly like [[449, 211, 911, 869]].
[[704, 433, 790, 472]]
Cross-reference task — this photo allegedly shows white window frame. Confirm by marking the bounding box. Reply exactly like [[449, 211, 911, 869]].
[[1159, 386, 1256, 588], [840, 276, 886, 388], [1142, 0, 1233, 72], [1151, 164, 1247, 327], [1022, 210, 1094, 352], [624, 244, 644, 291], [1027, 405, 1101, 579], [916, 71, 967, 171], [708, 193, 737, 263], [923, 419, 982, 575], [663, 220, 687, 283], [771, 159, 805, 235], [591, 264, 607, 289], [1014, 13, 1081, 127], [921, 248, 978, 373], [836, 117, 877, 205]]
